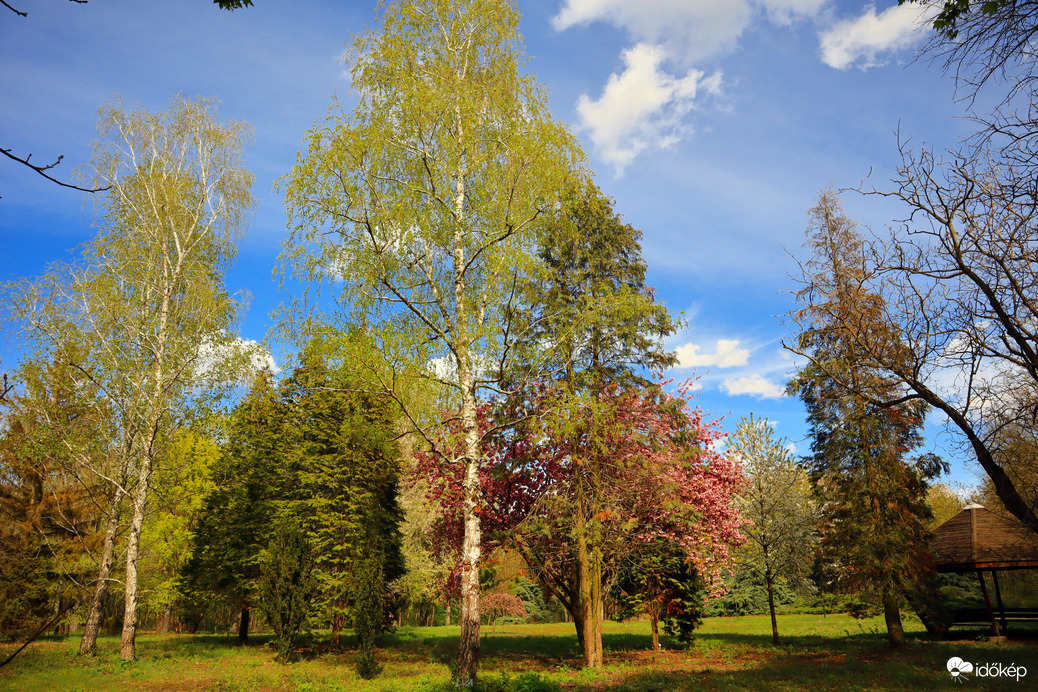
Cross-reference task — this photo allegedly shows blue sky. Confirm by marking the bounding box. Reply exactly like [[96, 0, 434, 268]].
[[0, 1, 982, 484]]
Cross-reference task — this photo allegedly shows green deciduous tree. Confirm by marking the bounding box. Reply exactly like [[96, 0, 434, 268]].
[[731, 414, 816, 645], [787, 190, 944, 649], [139, 429, 220, 634], [280, 0, 581, 683]]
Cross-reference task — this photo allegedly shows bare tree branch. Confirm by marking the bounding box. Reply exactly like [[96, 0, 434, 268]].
[[1, 147, 109, 194], [3, 0, 88, 18]]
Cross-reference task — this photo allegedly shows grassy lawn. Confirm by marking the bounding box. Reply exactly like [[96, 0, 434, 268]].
[[1, 614, 1034, 691]]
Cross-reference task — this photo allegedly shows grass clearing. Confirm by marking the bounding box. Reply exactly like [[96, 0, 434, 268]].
[[1, 614, 1034, 690]]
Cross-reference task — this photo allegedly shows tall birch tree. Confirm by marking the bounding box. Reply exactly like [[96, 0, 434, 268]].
[[9, 96, 253, 659], [281, 0, 581, 683]]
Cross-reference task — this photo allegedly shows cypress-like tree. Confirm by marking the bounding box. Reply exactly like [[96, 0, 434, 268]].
[[258, 516, 316, 664], [184, 371, 286, 642], [185, 343, 404, 671], [281, 344, 404, 664]]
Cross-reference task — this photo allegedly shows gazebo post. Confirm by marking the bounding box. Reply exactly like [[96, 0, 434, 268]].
[[976, 570, 1001, 637], [991, 570, 1008, 633]]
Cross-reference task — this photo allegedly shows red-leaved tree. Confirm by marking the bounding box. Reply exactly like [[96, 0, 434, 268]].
[[412, 378, 744, 665]]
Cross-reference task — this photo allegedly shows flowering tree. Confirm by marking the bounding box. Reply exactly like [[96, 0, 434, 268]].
[[413, 379, 744, 664]]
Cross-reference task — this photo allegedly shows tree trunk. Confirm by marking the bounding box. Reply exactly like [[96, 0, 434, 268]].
[[120, 475, 150, 661], [455, 384, 482, 685], [331, 599, 343, 647], [574, 484, 602, 668], [156, 601, 174, 634], [765, 567, 780, 645], [650, 613, 660, 652], [238, 606, 250, 644], [80, 490, 121, 655], [445, 601, 451, 627], [572, 606, 586, 653], [882, 589, 906, 649], [589, 526, 604, 667]]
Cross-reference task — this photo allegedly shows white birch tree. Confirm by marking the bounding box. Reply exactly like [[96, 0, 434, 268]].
[[9, 96, 253, 659], [280, 0, 581, 683]]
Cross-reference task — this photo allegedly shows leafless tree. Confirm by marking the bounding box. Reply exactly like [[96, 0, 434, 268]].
[[867, 139, 1038, 532]]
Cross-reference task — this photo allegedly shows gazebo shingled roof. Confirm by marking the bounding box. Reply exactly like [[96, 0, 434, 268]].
[[931, 503, 1038, 572]]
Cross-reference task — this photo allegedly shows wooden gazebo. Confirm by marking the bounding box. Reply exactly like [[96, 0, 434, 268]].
[[931, 503, 1038, 635]]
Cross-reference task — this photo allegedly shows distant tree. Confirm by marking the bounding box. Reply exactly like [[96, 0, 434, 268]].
[[788, 190, 944, 649], [705, 563, 799, 618], [481, 592, 527, 633], [925, 483, 967, 528], [280, 0, 581, 683], [731, 414, 816, 644]]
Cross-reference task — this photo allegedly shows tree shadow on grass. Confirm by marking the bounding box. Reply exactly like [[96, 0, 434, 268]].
[[385, 629, 585, 670]]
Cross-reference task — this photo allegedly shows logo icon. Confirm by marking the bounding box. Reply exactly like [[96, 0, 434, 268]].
[[947, 657, 974, 682]]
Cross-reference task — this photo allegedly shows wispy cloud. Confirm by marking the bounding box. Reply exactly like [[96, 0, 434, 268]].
[[554, 0, 826, 65], [819, 2, 935, 70]]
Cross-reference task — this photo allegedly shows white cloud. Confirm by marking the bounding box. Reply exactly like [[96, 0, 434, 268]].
[[557, 0, 825, 172], [554, 0, 825, 65], [196, 336, 280, 382], [721, 374, 786, 399], [554, 0, 752, 65], [675, 338, 750, 368], [819, 3, 935, 70], [576, 43, 721, 176]]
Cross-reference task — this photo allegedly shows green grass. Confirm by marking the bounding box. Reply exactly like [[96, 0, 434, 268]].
[[1, 615, 1035, 691]]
